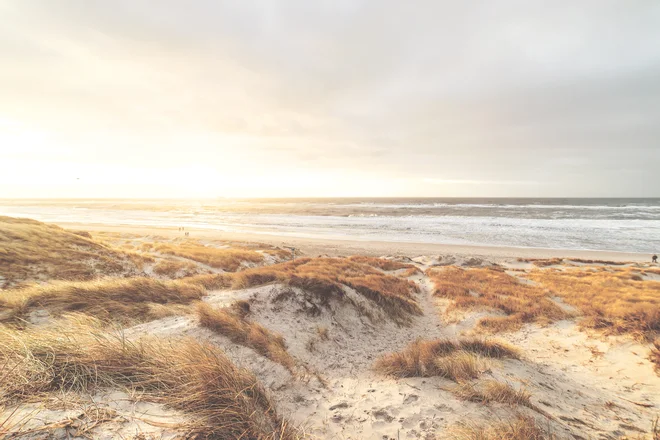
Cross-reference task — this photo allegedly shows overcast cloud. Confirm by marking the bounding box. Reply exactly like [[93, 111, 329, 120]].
[[1, 1, 659, 197]]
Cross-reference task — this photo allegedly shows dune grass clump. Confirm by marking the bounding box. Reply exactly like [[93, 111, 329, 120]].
[[531, 258, 563, 267], [262, 248, 293, 259], [432, 352, 491, 381], [0, 216, 141, 288], [197, 302, 295, 371], [152, 259, 204, 278], [517, 258, 564, 267], [184, 273, 235, 290], [643, 268, 660, 276], [400, 266, 423, 277], [138, 242, 154, 252], [347, 256, 416, 271], [457, 338, 522, 359], [1, 278, 205, 325], [448, 415, 554, 440], [569, 258, 627, 265], [374, 338, 519, 380], [232, 257, 421, 324], [154, 242, 264, 272], [527, 267, 660, 341], [518, 257, 629, 267], [123, 250, 155, 270], [428, 266, 567, 332], [0, 322, 298, 439], [451, 380, 532, 406]]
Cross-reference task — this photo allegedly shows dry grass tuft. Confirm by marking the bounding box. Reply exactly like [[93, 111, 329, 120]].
[[477, 316, 525, 333], [0, 216, 142, 288], [448, 415, 554, 440], [197, 302, 295, 371], [374, 338, 518, 380], [1, 278, 205, 325], [233, 257, 421, 324], [230, 299, 252, 318], [262, 248, 293, 259], [457, 338, 521, 359], [69, 230, 92, 239], [0, 322, 298, 439], [518, 257, 628, 267], [154, 242, 263, 272], [518, 258, 564, 267], [569, 258, 627, 265], [123, 250, 155, 270], [152, 259, 205, 278], [400, 266, 423, 277], [138, 242, 154, 252], [428, 266, 567, 332], [432, 351, 490, 381], [147, 302, 195, 320], [451, 380, 532, 406], [184, 273, 234, 290], [347, 256, 416, 271]]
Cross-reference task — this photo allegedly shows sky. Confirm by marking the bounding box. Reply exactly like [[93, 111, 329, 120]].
[[1, 1, 659, 198]]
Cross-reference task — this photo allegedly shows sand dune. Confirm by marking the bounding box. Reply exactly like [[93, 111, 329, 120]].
[[1, 218, 659, 439]]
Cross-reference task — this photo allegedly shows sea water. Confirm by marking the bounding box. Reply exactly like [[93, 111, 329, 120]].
[[1, 198, 659, 253]]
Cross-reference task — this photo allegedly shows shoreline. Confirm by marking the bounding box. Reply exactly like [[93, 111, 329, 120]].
[[58, 221, 651, 262]]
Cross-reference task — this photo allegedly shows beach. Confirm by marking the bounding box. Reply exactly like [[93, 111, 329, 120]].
[[1, 198, 659, 255], [59, 221, 652, 262]]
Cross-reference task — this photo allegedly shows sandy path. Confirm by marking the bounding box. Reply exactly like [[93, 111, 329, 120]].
[[265, 271, 472, 439]]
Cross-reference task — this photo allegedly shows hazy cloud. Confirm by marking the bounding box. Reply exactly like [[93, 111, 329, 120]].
[[424, 179, 544, 186], [1, 0, 659, 197]]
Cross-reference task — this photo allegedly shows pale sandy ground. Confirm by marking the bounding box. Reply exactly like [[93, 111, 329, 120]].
[[3, 228, 659, 439], [58, 221, 652, 263], [121, 257, 660, 439]]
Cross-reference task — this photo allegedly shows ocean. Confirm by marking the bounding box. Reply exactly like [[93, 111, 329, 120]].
[[1, 198, 659, 254]]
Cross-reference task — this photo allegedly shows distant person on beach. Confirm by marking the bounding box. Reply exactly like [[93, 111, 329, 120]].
[[653, 254, 658, 263]]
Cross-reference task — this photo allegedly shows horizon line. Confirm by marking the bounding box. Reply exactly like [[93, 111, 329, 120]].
[[1, 196, 659, 201]]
